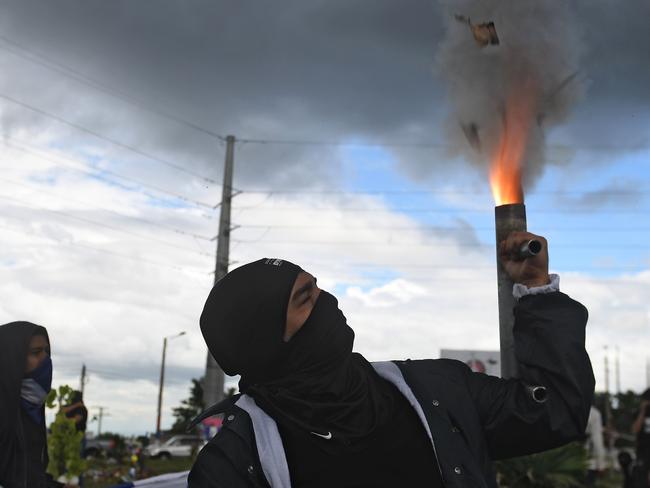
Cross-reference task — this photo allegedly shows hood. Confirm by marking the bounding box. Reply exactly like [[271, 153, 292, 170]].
[[200, 258, 301, 381], [0, 321, 50, 479]]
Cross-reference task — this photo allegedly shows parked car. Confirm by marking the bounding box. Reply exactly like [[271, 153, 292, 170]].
[[144, 435, 201, 459], [83, 437, 113, 458]]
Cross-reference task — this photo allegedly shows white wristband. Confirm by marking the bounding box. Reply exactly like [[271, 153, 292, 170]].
[[513, 274, 560, 300]]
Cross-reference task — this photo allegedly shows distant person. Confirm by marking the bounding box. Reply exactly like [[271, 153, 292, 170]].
[[63, 390, 88, 486], [63, 390, 88, 433], [632, 389, 650, 488], [585, 404, 606, 487], [0, 321, 58, 488], [189, 232, 595, 487]]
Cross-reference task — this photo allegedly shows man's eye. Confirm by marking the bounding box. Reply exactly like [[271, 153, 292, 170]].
[[300, 291, 313, 305]]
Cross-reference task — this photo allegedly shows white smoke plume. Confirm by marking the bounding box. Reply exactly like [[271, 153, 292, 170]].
[[435, 0, 586, 189]]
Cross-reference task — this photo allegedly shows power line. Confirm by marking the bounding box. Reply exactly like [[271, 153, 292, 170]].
[[0, 194, 214, 258], [238, 137, 452, 149], [233, 205, 648, 214], [238, 223, 650, 232], [0, 33, 226, 141], [0, 222, 209, 275], [238, 137, 650, 153], [295, 261, 648, 273], [2, 138, 217, 209], [1, 33, 646, 164], [87, 368, 158, 382], [238, 188, 650, 196], [278, 273, 649, 286], [231, 238, 648, 250], [0, 176, 213, 241], [1, 32, 645, 159], [0, 91, 220, 184]]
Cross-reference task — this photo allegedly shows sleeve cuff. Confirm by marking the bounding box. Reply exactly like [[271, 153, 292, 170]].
[[513, 274, 560, 300]]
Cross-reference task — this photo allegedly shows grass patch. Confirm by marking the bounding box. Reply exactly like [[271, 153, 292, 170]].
[[83, 456, 194, 488]]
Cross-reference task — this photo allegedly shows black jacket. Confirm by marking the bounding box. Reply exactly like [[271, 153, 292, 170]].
[[0, 322, 49, 488], [189, 292, 595, 488]]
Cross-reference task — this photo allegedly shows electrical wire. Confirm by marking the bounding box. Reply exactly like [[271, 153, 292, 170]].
[[231, 238, 648, 250], [0, 176, 214, 241], [0, 194, 214, 258], [2, 138, 218, 209], [238, 224, 650, 232], [238, 137, 452, 149], [1, 34, 646, 158], [0, 33, 227, 141], [0, 222, 209, 275], [233, 205, 648, 214], [237, 137, 650, 153], [295, 261, 648, 273], [0, 91, 220, 184], [237, 188, 650, 196]]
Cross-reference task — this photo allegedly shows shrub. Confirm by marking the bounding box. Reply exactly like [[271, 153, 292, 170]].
[[46, 385, 86, 481]]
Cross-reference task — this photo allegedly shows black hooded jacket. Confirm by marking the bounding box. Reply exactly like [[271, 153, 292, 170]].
[[0, 322, 50, 488], [189, 292, 595, 488]]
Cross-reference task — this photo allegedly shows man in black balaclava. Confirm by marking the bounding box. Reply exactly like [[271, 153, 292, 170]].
[[0, 321, 54, 488], [189, 232, 595, 488]]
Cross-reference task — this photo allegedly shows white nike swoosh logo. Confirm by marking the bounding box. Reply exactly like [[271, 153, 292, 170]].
[[310, 431, 332, 440]]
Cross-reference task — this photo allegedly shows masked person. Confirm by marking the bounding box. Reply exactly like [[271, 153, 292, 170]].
[[63, 391, 88, 434], [189, 232, 595, 488], [0, 322, 54, 488]]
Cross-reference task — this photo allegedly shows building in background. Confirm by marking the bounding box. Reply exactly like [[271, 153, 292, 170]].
[[440, 349, 500, 377]]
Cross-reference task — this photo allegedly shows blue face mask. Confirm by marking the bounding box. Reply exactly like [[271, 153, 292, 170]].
[[20, 356, 52, 424]]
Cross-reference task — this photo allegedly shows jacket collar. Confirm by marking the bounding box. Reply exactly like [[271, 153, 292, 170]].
[[188, 393, 241, 430], [191, 362, 443, 488]]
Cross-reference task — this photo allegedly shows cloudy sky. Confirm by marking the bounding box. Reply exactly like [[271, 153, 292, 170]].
[[0, 0, 648, 435]]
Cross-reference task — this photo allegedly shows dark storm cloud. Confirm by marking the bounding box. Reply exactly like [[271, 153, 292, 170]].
[[556, 181, 646, 210], [0, 0, 648, 189]]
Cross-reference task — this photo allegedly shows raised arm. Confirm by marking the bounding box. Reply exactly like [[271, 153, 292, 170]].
[[464, 291, 594, 459], [463, 231, 594, 459]]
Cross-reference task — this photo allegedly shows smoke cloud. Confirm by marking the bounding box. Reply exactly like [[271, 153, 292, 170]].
[[435, 0, 586, 188]]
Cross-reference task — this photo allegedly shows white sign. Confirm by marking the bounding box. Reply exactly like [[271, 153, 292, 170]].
[[440, 349, 501, 377]]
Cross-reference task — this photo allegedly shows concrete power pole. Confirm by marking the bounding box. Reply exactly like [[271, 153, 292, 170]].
[[615, 345, 621, 395], [80, 363, 87, 396], [203, 135, 236, 407], [95, 406, 107, 436], [156, 336, 168, 438]]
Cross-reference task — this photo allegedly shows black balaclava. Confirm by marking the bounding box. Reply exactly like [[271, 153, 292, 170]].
[[0, 321, 50, 486], [200, 258, 396, 451]]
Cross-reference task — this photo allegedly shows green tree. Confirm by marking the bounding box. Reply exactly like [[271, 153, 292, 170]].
[[46, 385, 86, 481], [495, 442, 587, 488], [613, 391, 641, 435], [171, 378, 205, 433]]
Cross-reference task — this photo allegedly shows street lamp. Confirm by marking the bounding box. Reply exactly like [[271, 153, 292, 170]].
[[156, 331, 186, 438]]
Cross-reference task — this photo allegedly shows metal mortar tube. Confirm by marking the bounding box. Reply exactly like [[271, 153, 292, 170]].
[[495, 203, 528, 379]]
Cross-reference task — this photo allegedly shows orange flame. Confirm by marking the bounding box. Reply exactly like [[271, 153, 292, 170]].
[[490, 78, 539, 205]]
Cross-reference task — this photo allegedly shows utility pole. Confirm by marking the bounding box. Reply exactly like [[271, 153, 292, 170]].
[[96, 406, 106, 436], [604, 346, 610, 416], [604, 346, 614, 466], [603, 346, 612, 424], [80, 363, 87, 396], [615, 345, 621, 395], [156, 336, 168, 438], [156, 331, 185, 437], [204, 135, 236, 408]]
